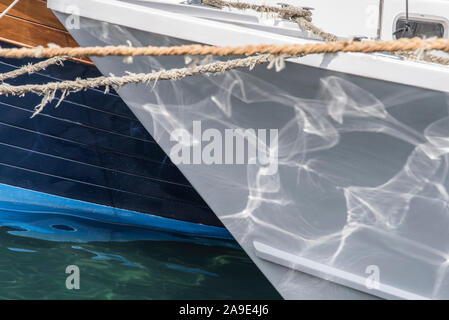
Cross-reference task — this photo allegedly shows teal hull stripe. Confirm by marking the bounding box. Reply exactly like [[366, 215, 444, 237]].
[[0, 183, 232, 239]]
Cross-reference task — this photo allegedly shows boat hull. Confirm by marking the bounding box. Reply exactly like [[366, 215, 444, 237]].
[[0, 41, 229, 239], [52, 7, 449, 300]]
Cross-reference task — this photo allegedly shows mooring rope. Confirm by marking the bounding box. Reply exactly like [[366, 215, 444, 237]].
[[201, 0, 337, 41], [0, 54, 280, 117], [0, 38, 449, 59], [395, 49, 449, 65], [0, 56, 67, 82], [202, 0, 312, 21], [293, 17, 338, 42]]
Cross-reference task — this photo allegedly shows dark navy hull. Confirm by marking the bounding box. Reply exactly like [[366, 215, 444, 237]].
[[0, 42, 226, 237]]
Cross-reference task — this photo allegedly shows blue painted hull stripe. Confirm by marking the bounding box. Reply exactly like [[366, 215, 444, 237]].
[[0, 183, 232, 240]]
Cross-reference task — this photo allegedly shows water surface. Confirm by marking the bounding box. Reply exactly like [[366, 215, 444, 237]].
[[0, 210, 280, 299]]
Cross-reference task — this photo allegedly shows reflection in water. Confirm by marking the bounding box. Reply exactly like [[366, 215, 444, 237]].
[[0, 210, 280, 299]]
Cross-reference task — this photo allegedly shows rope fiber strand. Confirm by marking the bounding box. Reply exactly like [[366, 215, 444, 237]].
[[0, 54, 276, 117], [201, 0, 313, 21], [0, 56, 68, 82]]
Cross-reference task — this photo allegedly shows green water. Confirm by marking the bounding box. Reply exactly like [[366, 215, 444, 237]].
[[0, 214, 280, 300]]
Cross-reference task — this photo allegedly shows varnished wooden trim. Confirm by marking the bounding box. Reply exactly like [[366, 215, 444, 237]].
[[0, 13, 93, 65], [0, 0, 65, 30]]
